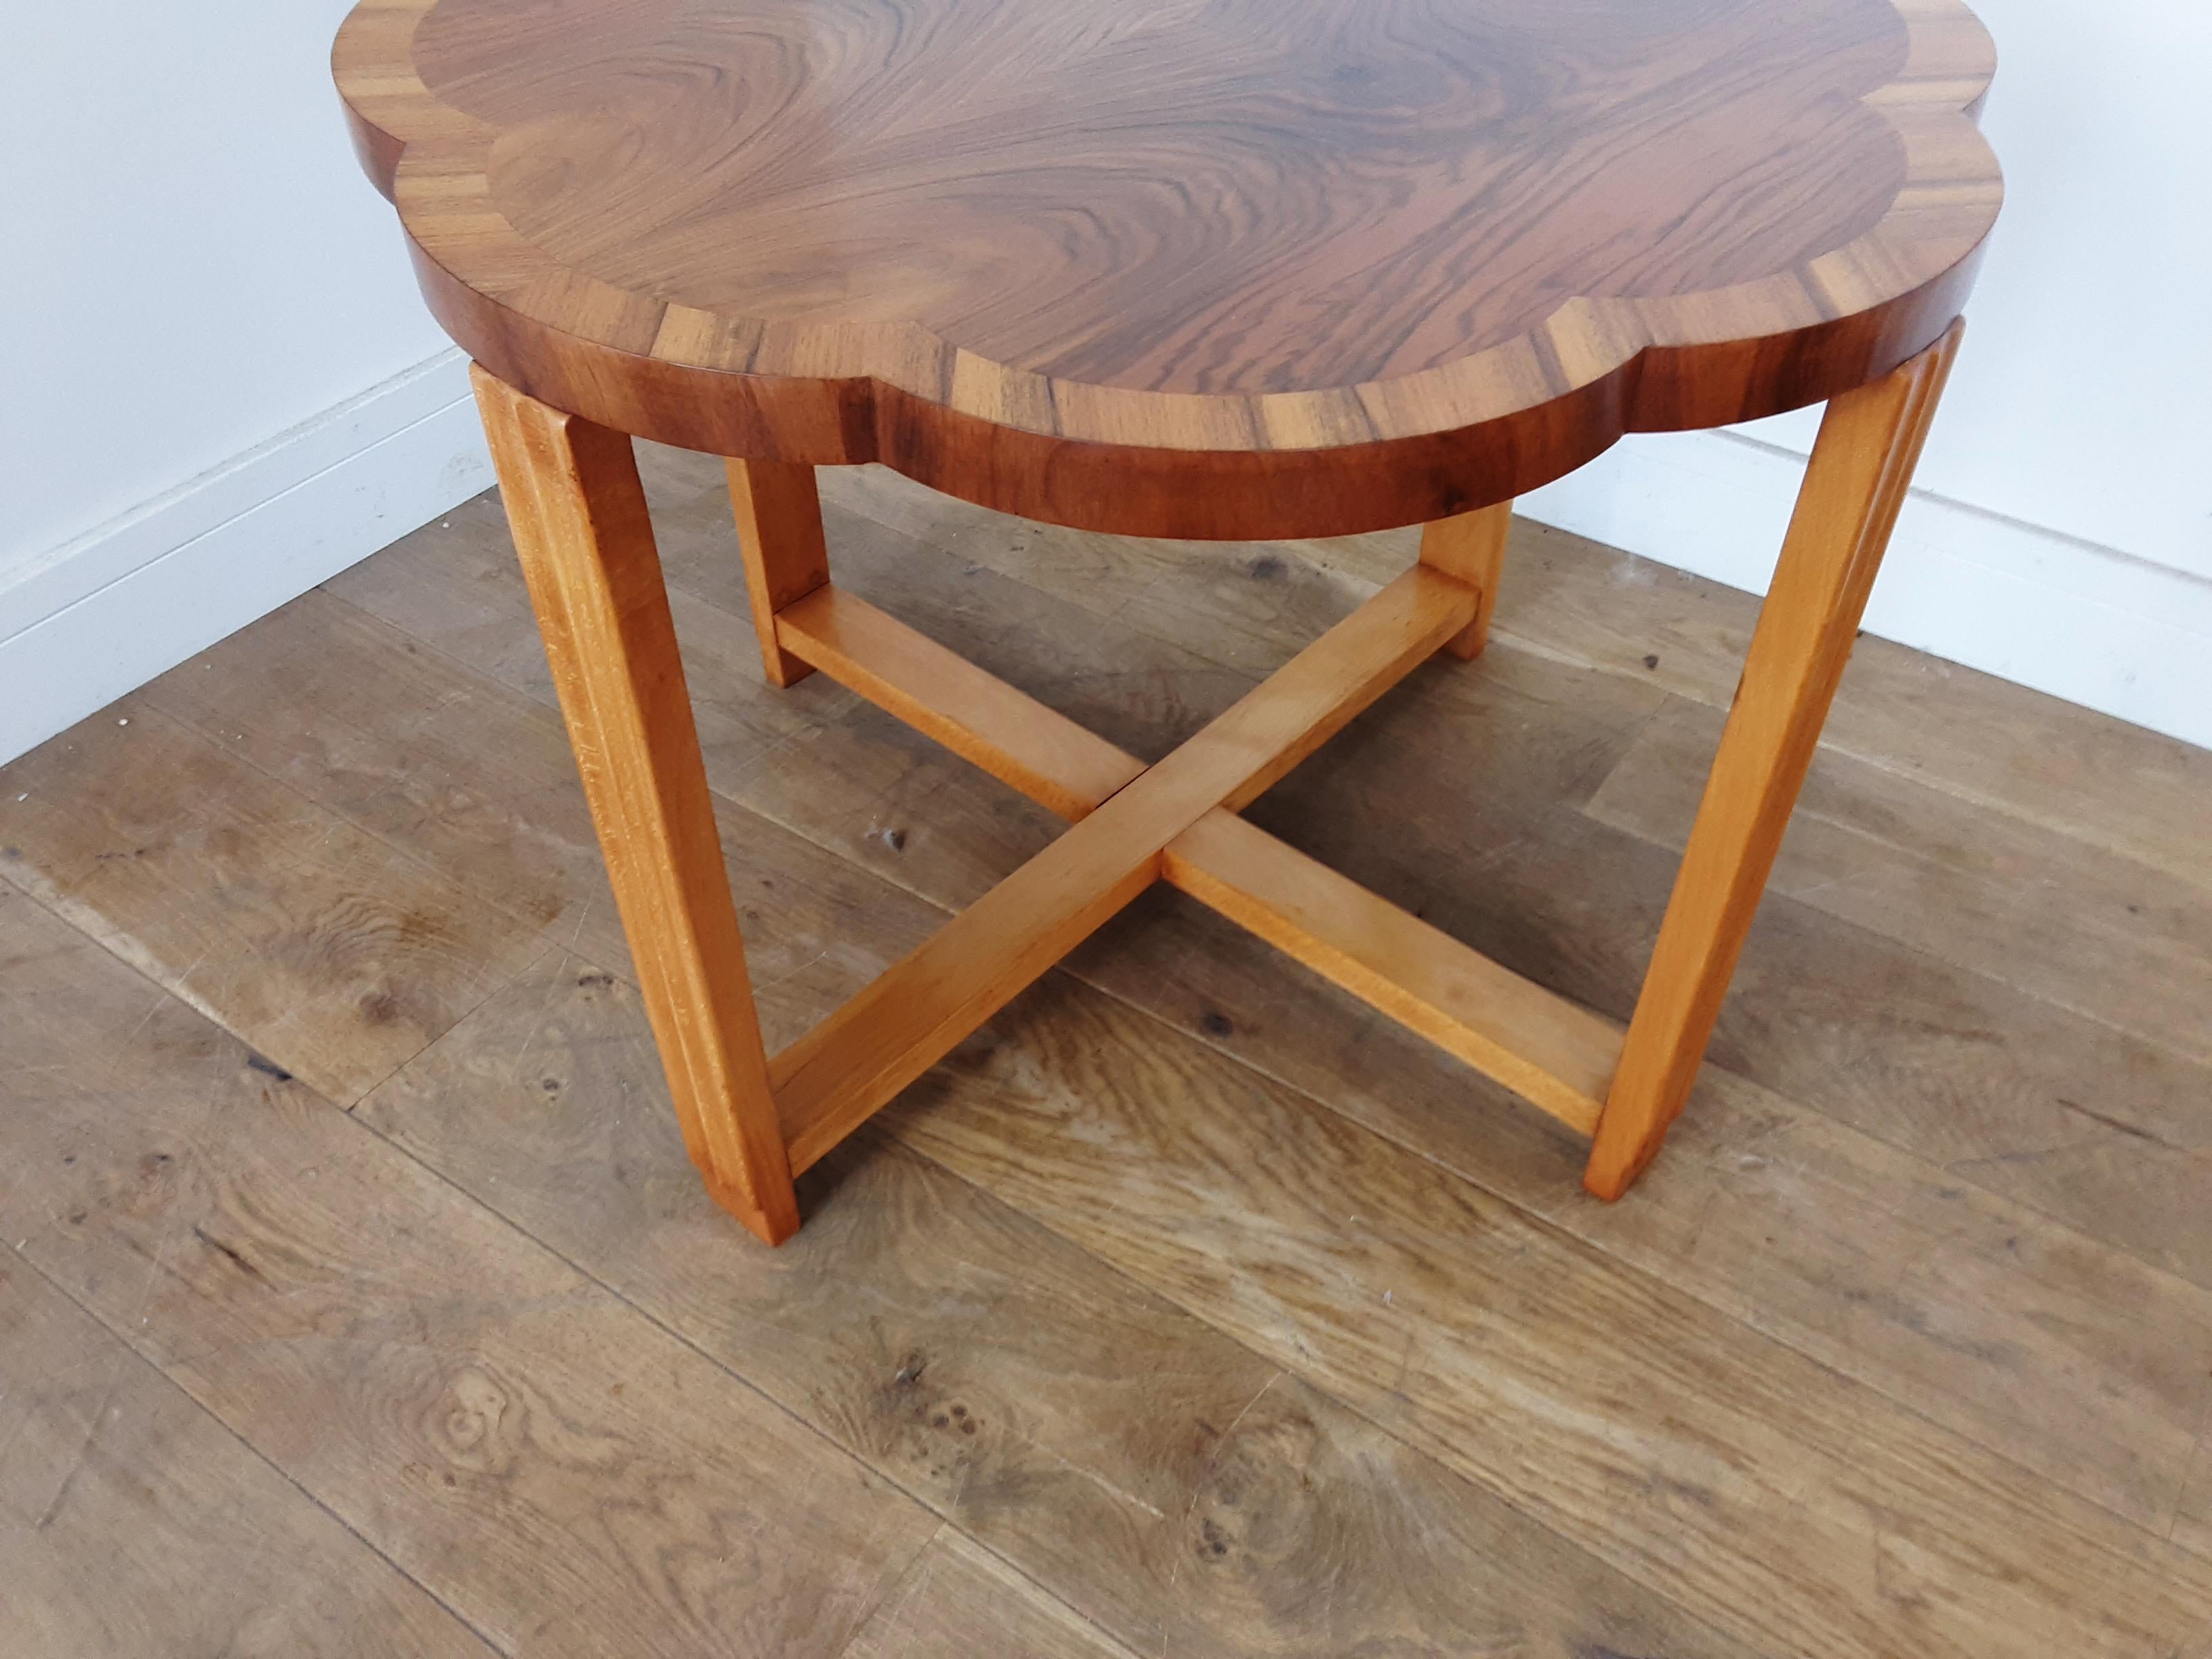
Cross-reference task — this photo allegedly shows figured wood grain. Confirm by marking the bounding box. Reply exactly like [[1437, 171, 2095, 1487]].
[[777, 582, 1617, 1134], [771, 566, 1477, 1169], [475, 369, 799, 1242], [1586, 324, 1961, 1197], [333, 0, 1998, 537]]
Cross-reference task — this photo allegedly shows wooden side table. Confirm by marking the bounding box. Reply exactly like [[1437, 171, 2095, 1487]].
[[334, 0, 2000, 1244]]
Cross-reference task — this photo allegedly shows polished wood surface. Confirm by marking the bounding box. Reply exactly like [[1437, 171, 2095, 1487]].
[[1586, 319, 1962, 1197], [775, 581, 1147, 822], [333, 0, 1999, 537], [7, 454, 2211, 1654], [474, 367, 799, 1242]]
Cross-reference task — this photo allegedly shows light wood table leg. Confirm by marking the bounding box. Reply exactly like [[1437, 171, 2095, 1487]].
[[727, 459, 831, 688], [1584, 324, 1963, 1200], [472, 367, 800, 1244], [470, 320, 1961, 1239], [1418, 500, 1513, 659]]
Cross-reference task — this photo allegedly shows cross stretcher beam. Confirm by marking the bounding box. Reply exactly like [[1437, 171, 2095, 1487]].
[[773, 577, 1622, 1167], [769, 565, 1483, 1170]]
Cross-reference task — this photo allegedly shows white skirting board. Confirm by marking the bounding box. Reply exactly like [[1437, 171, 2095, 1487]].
[[1519, 428, 2212, 754], [0, 350, 493, 767], [3, 361, 2205, 767]]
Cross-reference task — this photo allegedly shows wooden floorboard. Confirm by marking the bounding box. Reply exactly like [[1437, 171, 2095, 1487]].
[[884, 974, 2212, 1658], [320, 464, 2212, 1526], [1, 450, 2207, 1653], [139, 582, 642, 978], [777, 464, 2212, 1294], [831, 458, 2212, 893], [361, 940, 1759, 1658], [0, 1242, 495, 1659], [1584, 696, 2212, 1063], [0, 701, 548, 1105], [1488, 518, 2212, 893], [839, 1531, 1140, 1659], [0, 886, 941, 1657]]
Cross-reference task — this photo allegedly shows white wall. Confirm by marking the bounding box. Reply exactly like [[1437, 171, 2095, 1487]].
[[1523, 0, 2212, 749], [0, 0, 491, 762], [3, 1, 2205, 763]]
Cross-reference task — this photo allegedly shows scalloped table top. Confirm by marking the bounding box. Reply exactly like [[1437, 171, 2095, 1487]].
[[335, 0, 2001, 537]]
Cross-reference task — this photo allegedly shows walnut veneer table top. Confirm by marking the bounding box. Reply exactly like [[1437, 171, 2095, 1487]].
[[334, 0, 2001, 538]]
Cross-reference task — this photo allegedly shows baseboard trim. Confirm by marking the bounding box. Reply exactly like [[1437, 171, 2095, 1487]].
[[1518, 428, 2212, 753], [0, 351, 492, 766], [6, 363, 2205, 765]]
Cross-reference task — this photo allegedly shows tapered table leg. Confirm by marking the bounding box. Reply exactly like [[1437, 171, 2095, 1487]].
[[726, 459, 832, 689], [1584, 324, 1963, 1200], [1418, 501, 1513, 659], [472, 366, 800, 1244]]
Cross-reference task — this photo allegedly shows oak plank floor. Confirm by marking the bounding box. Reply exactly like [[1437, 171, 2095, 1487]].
[[332, 451, 2212, 1521], [0, 886, 941, 1658], [361, 947, 1755, 1658], [0, 705, 550, 1105], [842, 1532, 1141, 1659], [794, 463, 2212, 1294], [0, 1248, 494, 1658], [1584, 699, 2212, 1064], [1, 455, 2207, 1655]]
